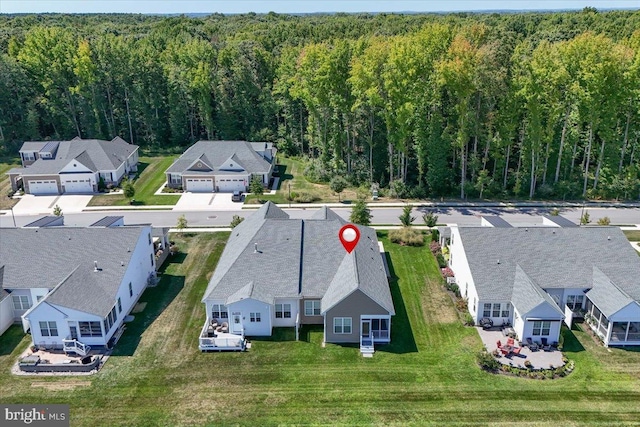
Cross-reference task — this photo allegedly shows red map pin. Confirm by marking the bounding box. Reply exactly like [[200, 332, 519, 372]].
[[339, 224, 360, 254]]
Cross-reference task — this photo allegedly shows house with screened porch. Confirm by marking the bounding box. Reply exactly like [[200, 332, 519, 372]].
[[199, 202, 395, 356], [445, 220, 640, 348]]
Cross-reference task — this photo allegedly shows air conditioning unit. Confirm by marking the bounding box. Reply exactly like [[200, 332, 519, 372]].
[[446, 276, 457, 284]]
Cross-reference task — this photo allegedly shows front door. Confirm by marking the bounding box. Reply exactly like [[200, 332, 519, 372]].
[[361, 320, 371, 339], [231, 313, 243, 335], [69, 325, 78, 340]]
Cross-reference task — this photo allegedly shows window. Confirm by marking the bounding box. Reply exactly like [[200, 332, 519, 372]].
[[79, 321, 102, 337], [104, 306, 118, 332], [117, 298, 122, 313], [150, 253, 154, 267], [450, 253, 453, 266], [275, 303, 291, 319], [532, 321, 551, 336], [129, 282, 133, 297], [148, 233, 152, 245], [473, 298, 476, 312], [483, 303, 491, 318], [305, 300, 321, 316], [492, 303, 501, 317], [36, 295, 43, 303], [566, 295, 585, 311], [212, 304, 228, 319], [371, 318, 389, 339], [12, 295, 31, 310], [39, 321, 58, 337], [501, 304, 510, 318], [250, 312, 261, 323], [333, 317, 352, 334]]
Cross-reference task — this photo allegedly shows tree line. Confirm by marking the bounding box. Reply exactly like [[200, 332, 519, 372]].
[[0, 10, 639, 199]]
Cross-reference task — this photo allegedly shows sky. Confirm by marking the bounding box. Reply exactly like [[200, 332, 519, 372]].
[[1, 0, 639, 15]]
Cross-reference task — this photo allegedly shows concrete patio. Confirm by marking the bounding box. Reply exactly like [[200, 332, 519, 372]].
[[477, 327, 565, 369]]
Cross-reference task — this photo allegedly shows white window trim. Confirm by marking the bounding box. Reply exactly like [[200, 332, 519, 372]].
[[333, 317, 352, 334], [275, 303, 291, 319], [212, 304, 228, 319], [12, 295, 31, 310], [250, 312, 261, 323], [304, 300, 321, 316], [39, 321, 58, 337]]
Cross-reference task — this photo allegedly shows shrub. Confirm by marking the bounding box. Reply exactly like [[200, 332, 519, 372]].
[[441, 267, 454, 278], [445, 282, 460, 297], [389, 179, 408, 198], [550, 207, 560, 216], [122, 178, 135, 198], [430, 228, 440, 242], [304, 158, 331, 183], [350, 198, 372, 225], [6, 189, 15, 198], [476, 351, 500, 372], [456, 297, 468, 312], [580, 211, 591, 225], [287, 191, 298, 201], [436, 253, 447, 268], [423, 211, 439, 227], [250, 176, 264, 195], [329, 176, 348, 201], [429, 240, 441, 255], [399, 204, 415, 226], [230, 215, 244, 228], [293, 192, 319, 203], [389, 227, 424, 246], [53, 204, 62, 216], [463, 312, 474, 326], [597, 216, 610, 225]]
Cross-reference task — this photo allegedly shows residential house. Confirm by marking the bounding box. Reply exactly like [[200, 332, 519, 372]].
[[446, 220, 640, 347], [200, 202, 394, 355], [7, 137, 138, 195], [0, 222, 157, 351], [165, 140, 276, 192]]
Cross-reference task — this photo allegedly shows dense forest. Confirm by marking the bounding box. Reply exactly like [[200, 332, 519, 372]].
[[1, 9, 639, 199]]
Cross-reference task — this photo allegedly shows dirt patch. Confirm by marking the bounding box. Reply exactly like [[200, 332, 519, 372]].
[[131, 302, 147, 313], [31, 380, 91, 390]]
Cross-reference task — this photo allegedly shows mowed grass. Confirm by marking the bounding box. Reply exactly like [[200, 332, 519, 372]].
[[1, 232, 640, 426], [0, 158, 21, 210], [87, 156, 180, 206], [624, 230, 640, 242]]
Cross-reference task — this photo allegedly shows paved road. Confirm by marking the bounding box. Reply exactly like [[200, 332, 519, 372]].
[[2, 205, 638, 228]]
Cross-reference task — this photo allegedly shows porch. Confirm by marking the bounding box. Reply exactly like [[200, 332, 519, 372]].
[[477, 327, 565, 369], [198, 320, 246, 351]]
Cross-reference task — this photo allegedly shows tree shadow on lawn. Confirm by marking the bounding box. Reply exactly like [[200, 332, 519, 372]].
[[133, 161, 150, 178], [562, 324, 586, 353], [111, 274, 185, 357], [0, 325, 27, 356], [275, 164, 293, 191], [376, 252, 418, 355]]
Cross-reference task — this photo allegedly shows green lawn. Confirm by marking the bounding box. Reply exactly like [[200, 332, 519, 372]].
[[1, 232, 639, 426], [0, 158, 21, 210], [87, 156, 180, 206], [624, 230, 640, 242]]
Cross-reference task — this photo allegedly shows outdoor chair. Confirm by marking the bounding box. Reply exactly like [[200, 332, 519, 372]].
[[541, 337, 552, 351], [512, 346, 522, 356], [221, 322, 229, 333], [506, 337, 515, 347], [526, 337, 539, 351]]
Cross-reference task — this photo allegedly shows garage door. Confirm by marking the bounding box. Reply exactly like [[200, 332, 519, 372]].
[[28, 180, 58, 195], [186, 178, 214, 192], [217, 178, 246, 192], [62, 179, 93, 193]]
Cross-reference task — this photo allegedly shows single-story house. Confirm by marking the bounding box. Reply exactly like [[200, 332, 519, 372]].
[[0, 220, 157, 351], [165, 140, 276, 192], [446, 221, 640, 347], [200, 202, 394, 355], [7, 137, 138, 195]]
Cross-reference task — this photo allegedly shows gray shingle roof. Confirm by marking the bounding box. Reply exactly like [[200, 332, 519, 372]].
[[90, 216, 124, 227], [542, 214, 578, 227], [23, 216, 64, 228], [587, 267, 637, 317], [16, 138, 137, 175], [202, 202, 394, 314], [457, 227, 640, 303], [166, 141, 272, 175], [0, 227, 147, 317], [481, 216, 513, 228], [511, 266, 563, 317]]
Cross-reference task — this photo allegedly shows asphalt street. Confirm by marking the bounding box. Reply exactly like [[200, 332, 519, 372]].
[[1, 205, 638, 228]]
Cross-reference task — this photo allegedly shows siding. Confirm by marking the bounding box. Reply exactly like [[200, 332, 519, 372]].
[[325, 290, 388, 343], [0, 296, 13, 335], [299, 298, 323, 325]]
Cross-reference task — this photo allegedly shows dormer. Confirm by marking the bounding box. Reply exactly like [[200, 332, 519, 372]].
[[186, 154, 213, 172], [218, 154, 246, 172]]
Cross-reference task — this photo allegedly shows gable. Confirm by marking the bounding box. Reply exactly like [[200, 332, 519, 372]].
[[186, 155, 213, 172], [59, 159, 93, 174], [608, 301, 640, 321], [521, 301, 564, 319], [218, 154, 246, 172]]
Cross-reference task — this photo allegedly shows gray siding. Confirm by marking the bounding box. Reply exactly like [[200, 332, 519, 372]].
[[299, 298, 323, 325], [325, 290, 388, 343]]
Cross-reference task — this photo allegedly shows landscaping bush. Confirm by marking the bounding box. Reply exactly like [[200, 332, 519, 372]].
[[476, 351, 500, 372], [463, 312, 474, 326], [436, 253, 447, 268], [441, 267, 454, 278], [597, 216, 611, 225], [445, 282, 460, 297], [430, 228, 439, 242], [293, 192, 320, 203], [389, 227, 424, 246], [429, 241, 441, 255], [389, 179, 408, 198], [423, 212, 439, 227]]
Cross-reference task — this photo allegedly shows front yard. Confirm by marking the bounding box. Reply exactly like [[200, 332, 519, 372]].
[[0, 158, 21, 210], [87, 156, 180, 206], [1, 232, 639, 426]]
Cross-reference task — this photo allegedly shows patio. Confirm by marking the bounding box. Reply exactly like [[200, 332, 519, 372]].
[[13, 346, 107, 375], [477, 327, 565, 370]]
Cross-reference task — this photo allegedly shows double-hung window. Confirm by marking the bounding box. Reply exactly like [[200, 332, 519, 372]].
[[333, 317, 352, 334], [39, 321, 58, 337], [304, 300, 321, 316], [482, 303, 491, 318], [12, 295, 31, 310], [275, 303, 291, 319], [250, 312, 261, 323], [532, 321, 551, 336], [566, 295, 584, 311], [212, 304, 228, 319], [492, 303, 501, 317]]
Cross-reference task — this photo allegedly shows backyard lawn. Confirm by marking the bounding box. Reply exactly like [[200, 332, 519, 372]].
[[624, 230, 640, 242], [1, 231, 639, 426], [0, 159, 21, 210], [87, 156, 180, 206]]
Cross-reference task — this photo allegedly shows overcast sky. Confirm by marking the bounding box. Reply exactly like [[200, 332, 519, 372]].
[[1, 0, 639, 14]]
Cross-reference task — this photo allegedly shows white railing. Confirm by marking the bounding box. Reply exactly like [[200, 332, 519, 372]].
[[372, 330, 389, 340], [62, 339, 90, 356]]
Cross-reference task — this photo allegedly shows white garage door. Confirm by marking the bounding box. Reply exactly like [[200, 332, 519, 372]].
[[217, 178, 246, 192], [186, 178, 214, 192], [28, 180, 58, 195], [62, 179, 93, 193]]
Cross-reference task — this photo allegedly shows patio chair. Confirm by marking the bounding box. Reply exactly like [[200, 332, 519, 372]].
[[541, 337, 552, 351], [526, 337, 539, 351], [512, 346, 522, 356], [496, 340, 502, 349], [220, 322, 229, 333], [506, 337, 515, 347]]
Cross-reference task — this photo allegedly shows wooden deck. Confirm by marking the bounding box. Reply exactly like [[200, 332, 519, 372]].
[[477, 327, 565, 369]]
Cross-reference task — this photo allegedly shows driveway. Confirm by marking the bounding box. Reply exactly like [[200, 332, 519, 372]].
[[11, 194, 93, 216], [173, 192, 243, 211]]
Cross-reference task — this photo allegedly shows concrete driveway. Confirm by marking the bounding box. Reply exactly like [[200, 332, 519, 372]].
[[12, 194, 93, 215], [173, 192, 243, 211]]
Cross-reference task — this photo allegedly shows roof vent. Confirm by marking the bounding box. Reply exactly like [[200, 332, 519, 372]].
[[127, 247, 131, 252], [94, 261, 99, 272], [525, 228, 528, 232], [497, 259, 500, 264], [254, 243, 259, 253], [121, 261, 125, 267], [607, 236, 611, 240]]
